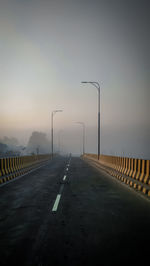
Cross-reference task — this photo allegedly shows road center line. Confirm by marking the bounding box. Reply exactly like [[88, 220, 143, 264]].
[[52, 194, 61, 212], [52, 184, 64, 212], [52, 159, 71, 213]]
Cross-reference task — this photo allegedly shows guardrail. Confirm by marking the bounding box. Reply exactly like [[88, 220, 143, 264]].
[[0, 154, 51, 185], [83, 153, 150, 196]]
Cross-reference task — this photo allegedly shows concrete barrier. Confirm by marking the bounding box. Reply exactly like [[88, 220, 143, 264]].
[[121, 158, 126, 174], [124, 158, 129, 175], [119, 157, 123, 172], [118, 157, 123, 172], [83, 153, 150, 187], [129, 158, 134, 177], [0, 159, 3, 176], [9, 158, 13, 173], [0, 154, 51, 184], [1, 159, 7, 176], [132, 159, 138, 178], [139, 160, 147, 182], [144, 160, 150, 184], [126, 158, 131, 176], [136, 159, 142, 180]]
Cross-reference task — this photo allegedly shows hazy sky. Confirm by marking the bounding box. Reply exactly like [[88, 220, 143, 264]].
[[0, 0, 149, 158]]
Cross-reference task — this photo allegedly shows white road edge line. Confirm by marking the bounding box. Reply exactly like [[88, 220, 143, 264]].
[[52, 194, 61, 212]]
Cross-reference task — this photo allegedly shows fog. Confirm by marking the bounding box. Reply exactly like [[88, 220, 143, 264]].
[[0, 0, 149, 159], [26, 131, 50, 155], [0, 136, 24, 157]]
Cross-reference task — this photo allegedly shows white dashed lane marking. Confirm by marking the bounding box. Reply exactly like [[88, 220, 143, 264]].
[[52, 194, 61, 212], [52, 157, 71, 212]]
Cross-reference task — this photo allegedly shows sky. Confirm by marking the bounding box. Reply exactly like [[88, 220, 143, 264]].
[[0, 0, 149, 158]]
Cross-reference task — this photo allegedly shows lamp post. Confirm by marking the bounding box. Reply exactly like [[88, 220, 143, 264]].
[[76, 122, 85, 155], [81, 81, 101, 160], [51, 110, 63, 158]]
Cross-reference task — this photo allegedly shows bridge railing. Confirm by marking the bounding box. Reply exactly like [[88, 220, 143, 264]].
[[83, 153, 150, 185], [0, 154, 51, 184]]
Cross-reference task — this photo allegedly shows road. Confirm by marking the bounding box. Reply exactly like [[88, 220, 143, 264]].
[[0, 156, 150, 266]]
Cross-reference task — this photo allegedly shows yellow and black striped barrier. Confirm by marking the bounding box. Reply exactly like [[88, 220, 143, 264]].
[[83, 153, 150, 197], [0, 154, 51, 185]]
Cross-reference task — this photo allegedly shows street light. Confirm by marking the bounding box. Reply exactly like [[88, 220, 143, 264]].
[[75, 122, 85, 155], [51, 110, 63, 158], [81, 81, 101, 160]]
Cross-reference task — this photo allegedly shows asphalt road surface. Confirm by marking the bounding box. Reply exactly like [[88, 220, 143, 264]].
[[0, 156, 150, 266]]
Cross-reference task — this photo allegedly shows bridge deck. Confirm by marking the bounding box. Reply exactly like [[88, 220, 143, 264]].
[[0, 156, 150, 266]]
